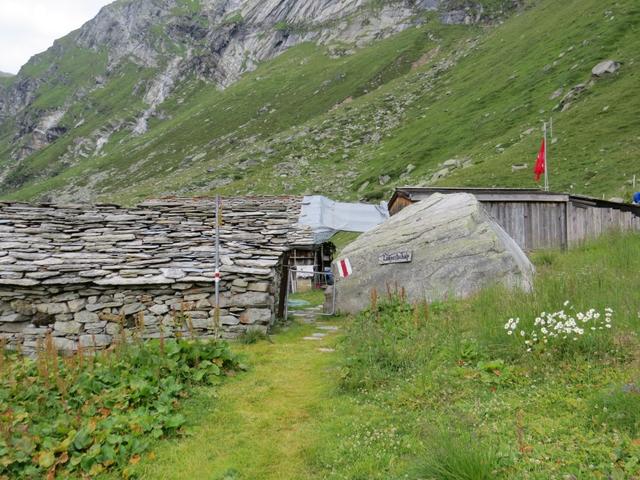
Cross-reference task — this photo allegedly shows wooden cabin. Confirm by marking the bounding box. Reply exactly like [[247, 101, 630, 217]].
[[389, 187, 640, 251]]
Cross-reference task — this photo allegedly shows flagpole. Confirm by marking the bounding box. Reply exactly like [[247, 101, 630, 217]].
[[549, 117, 553, 191], [543, 121, 549, 192]]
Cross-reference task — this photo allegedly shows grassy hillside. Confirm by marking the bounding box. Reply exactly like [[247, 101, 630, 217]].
[[1, 0, 639, 204], [329, 233, 640, 478], [120, 233, 640, 479]]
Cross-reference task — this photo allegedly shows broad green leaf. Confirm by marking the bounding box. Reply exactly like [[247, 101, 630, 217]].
[[37, 450, 56, 469], [73, 429, 92, 451]]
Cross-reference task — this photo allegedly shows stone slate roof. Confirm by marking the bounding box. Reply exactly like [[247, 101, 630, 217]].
[[0, 196, 314, 289]]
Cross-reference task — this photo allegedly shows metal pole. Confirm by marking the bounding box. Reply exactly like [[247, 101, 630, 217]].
[[549, 117, 554, 189], [543, 121, 549, 192], [214, 195, 221, 333]]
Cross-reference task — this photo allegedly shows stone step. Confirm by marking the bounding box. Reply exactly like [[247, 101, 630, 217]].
[[317, 325, 339, 331]]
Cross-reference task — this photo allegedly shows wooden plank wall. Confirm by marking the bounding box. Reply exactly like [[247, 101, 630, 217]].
[[568, 202, 640, 247], [392, 191, 640, 251], [482, 202, 567, 251], [389, 196, 413, 216]]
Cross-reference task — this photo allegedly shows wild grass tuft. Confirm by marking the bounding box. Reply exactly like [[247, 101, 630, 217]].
[[238, 329, 271, 345], [411, 427, 500, 480], [340, 294, 434, 391], [589, 385, 640, 436], [342, 234, 639, 392]]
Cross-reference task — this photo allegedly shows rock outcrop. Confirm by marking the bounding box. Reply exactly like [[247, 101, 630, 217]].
[[0, 0, 437, 158], [591, 60, 620, 77], [334, 193, 534, 314]]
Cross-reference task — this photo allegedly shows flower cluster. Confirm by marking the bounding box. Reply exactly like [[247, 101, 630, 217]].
[[504, 302, 613, 351]]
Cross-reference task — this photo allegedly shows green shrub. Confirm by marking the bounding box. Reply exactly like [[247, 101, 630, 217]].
[[274, 21, 290, 32], [0, 337, 238, 479]]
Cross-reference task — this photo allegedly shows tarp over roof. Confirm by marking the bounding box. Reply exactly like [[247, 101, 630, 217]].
[[299, 195, 389, 243]]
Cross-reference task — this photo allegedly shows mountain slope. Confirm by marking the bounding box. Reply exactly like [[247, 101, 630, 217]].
[[0, 0, 638, 204], [1, 0, 482, 199]]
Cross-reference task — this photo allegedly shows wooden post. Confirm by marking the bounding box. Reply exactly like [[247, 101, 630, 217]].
[[277, 252, 290, 319]]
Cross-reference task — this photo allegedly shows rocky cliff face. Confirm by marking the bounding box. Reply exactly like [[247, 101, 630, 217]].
[[74, 0, 441, 80]]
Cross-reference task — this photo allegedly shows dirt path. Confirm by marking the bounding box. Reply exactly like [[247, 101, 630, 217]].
[[132, 314, 342, 480]]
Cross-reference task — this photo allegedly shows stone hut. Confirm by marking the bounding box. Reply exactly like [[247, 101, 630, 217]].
[[0, 196, 315, 354]]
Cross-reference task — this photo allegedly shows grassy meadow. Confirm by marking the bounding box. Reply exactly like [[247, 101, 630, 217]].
[[1, 234, 637, 479], [108, 232, 640, 479]]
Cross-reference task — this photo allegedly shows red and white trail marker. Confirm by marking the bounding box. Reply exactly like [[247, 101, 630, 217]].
[[337, 258, 352, 278]]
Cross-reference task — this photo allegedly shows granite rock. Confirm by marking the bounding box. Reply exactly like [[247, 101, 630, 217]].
[[335, 193, 534, 314]]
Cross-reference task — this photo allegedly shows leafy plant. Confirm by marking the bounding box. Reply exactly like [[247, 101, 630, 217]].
[[0, 337, 238, 479], [274, 21, 290, 32], [222, 12, 244, 26]]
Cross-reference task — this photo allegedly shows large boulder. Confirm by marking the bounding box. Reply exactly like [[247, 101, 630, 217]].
[[334, 193, 534, 314]]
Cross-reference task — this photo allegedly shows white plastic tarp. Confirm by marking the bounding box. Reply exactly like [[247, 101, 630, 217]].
[[299, 195, 389, 243], [296, 265, 315, 278]]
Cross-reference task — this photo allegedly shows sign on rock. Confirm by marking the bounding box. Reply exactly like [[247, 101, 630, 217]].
[[338, 258, 353, 278], [379, 251, 413, 265]]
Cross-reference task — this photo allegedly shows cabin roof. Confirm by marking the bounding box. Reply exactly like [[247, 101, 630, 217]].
[[389, 187, 640, 214], [0, 196, 315, 288]]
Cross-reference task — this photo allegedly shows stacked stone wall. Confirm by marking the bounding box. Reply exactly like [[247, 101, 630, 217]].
[[0, 197, 313, 354]]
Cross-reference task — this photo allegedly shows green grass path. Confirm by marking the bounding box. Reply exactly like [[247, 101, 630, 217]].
[[132, 320, 343, 480]]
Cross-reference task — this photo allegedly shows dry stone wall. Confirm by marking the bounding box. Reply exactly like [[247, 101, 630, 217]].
[[0, 197, 314, 354]]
